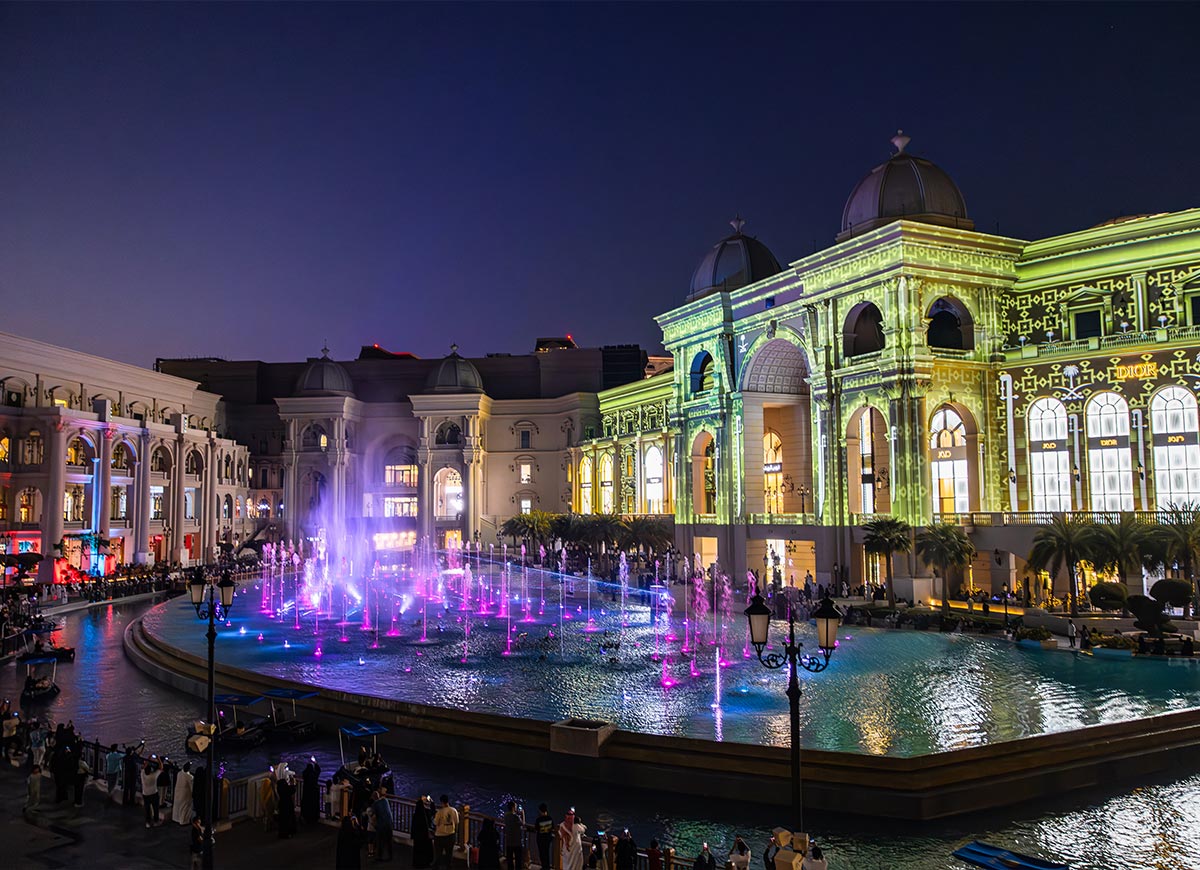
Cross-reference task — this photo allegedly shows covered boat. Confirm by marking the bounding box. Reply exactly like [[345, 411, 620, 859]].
[[953, 841, 1069, 870]]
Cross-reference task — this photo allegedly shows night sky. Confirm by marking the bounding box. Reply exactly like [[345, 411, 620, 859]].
[[3, 3, 1198, 368]]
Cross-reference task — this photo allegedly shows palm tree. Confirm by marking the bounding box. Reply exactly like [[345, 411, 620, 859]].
[[1027, 514, 1092, 617], [621, 516, 674, 562], [1159, 502, 1200, 619], [915, 523, 975, 615], [1086, 514, 1160, 605], [862, 516, 912, 609]]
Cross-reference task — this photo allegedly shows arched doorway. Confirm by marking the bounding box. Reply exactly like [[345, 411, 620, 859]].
[[926, 297, 975, 351], [929, 405, 977, 516], [843, 302, 885, 358], [741, 339, 812, 515], [847, 406, 890, 515], [690, 432, 716, 515]]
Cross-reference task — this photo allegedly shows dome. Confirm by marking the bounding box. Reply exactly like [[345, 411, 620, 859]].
[[688, 217, 783, 303], [424, 345, 484, 394], [838, 132, 973, 241], [294, 347, 355, 397]]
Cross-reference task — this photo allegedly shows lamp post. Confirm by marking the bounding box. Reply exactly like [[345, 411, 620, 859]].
[[189, 567, 236, 870], [744, 592, 841, 836]]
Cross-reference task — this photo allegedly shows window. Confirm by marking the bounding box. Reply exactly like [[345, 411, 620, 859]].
[[644, 445, 665, 514], [1085, 393, 1133, 511], [111, 487, 127, 520], [64, 485, 84, 522], [844, 302, 885, 357], [929, 407, 969, 515], [222, 495, 233, 520], [151, 486, 165, 520], [24, 431, 43, 466], [763, 431, 784, 514], [67, 438, 87, 467], [0, 435, 9, 464], [1191, 295, 1200, 327], [926, 297, 975, 351], [520, 430, 531, 450], [519, 497, 533, 515], [519, 462, 532, 484], [691, 352, 715, 394], [0, 485, 7, 520], [435, 422, 461, 446], [1028, 397, 1072, 512], [235, 497, 243, 518], [1073, 310, 1103, 340], [859, 411, 877, 513], [184, 488, 196, 520], [579, 457, 593, 514], [185, 452, 202, 475], [599, 453, 614, 514], [112, 444, 130, 471], [152, 449, 168, 473], [1151, 386, 1200, 508], [384, 448, 419, 487], [433, 468, 464, 518], [18, 488, 38, 523], [384, 496, 418, 517]]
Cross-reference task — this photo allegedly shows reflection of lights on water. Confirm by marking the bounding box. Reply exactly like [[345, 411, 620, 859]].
[[239, 626, 246, 635]]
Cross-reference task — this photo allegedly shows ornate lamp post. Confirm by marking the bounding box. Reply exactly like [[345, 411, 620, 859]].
[[744, 591, 841, 835], [189, 567, 235, 870]]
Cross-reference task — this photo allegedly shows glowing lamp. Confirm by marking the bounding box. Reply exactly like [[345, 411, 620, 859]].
[[189, 571, 206, 606], [743, 593, 772, 653], [218, 573, 236, 608], [812, 595, 842, 654]]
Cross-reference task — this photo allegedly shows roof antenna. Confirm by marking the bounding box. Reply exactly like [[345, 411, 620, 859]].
[[450, 343, 459, 355], [730, 215, 746, 234], [891, 129, 910, 154]]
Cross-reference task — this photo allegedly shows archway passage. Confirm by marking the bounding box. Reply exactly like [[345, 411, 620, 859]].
[[926, 297, 975, 351], [690, 432, 716, 515], [847, 406, 891, 515], [741, 340, 813, 515], [844, 302, 885, 358]]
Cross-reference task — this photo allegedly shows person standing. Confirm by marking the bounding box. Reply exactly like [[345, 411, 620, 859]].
[[277, 772, 297, 838], [73, 751, 91, 807], [301, 758, 322, 826], [1068, 619, 1077, 648], [336, 815, 367, 870], [173, 762, 195, 825], [615, 829, 637, 870], [104, 743, 122, 795], [558, 811, 586, 870], [503, 800, 525, 870], [24, 763, 42, 817], [799, 845, 827, 870], [371, 789, 393, 861], [260, 769, 278, 831], [141, 758, 161, 827], [478, 818, 502, 870], [411, 795, 435, 870], [29, 721, 47, 770], [534, 803, 554, 870], [122, 744, 140, 806], [728, 838, 750, 870], [692, 844, 715, 870], [433, 795, 460, 870]]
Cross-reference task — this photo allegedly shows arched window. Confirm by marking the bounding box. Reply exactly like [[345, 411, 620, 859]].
[[690, 352, 715, 394], [302, 425, 328, 451], [185, 451, 202, 476], [763, 430, 784, 514], [223, 455, 233, 481], [18, 487, 39, 523], [844, 302, 885, 358], [1085, 392, 1133, 511], [858, 409, 881, 513], [598, 453, 614, 514], [151, 447, 170, 473], [0, 434, 10, 465], [237, 461, 245, 484], [23, 430, 43, 466], [644, 445, 665, 514], [929, 407, 969, 515], [435, 422, 462, 446], [64, 485, 84, 523], [222, 494, 233, 520], [1151, 386, 1200, 508], [579, 456, 593, 514], [67, 437, 88, 467], [926, 297, 975, 351], [235, 497, 243, 518], [434, 467, 464, 518], [1028, 397, 1072, 512], [112, 443, 131, 471], [384, 447, 418, 486]]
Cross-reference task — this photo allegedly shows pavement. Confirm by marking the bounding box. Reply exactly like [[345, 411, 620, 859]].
[[0, 757, 411, 870]]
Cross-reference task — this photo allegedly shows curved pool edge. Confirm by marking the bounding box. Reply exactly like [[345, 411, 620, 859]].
[[126, 611, 1200, 821]]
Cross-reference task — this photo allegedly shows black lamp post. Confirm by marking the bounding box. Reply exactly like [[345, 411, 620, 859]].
[[744, 592, 841, 835], [189, 567, 235, 870]]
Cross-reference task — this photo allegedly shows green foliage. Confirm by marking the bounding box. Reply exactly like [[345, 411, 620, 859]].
[[862, 516, 913, 609], [1027, 515, 1091, 617], [1014, 625, 1052, 642], [1095, 633, 1137, 650], [1151, 578, 1192, 607], [1088, 582, 1128, 611], [915, 523, 974, 615], [1128, 594, 1171, 637]]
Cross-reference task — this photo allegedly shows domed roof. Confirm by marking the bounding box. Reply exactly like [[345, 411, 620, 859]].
[[838, 132, 973, 241], [424, 345, 484, 394], [688, 217, 783, 303], [294, 347, 355, 397]]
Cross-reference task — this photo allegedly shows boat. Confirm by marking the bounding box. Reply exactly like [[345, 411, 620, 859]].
[[953, 841, 1069, 869], [185, 693, 268, 753], [20, 657, 61, 703], [17, 637, 75, 663], [260, 688, 319, 741]]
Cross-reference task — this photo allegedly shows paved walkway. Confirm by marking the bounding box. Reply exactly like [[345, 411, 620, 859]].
[[0, 759, 409, 870]]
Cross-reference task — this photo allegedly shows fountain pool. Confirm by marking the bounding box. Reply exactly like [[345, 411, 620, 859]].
[[141, 565, 1200, 757]]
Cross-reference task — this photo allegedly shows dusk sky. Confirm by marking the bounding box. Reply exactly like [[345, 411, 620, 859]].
[[3, 3, 1198, 368]]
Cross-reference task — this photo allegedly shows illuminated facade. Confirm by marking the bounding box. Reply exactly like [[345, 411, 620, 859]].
[[574, 135, 1200, 601], [0, 333, 253, 580]]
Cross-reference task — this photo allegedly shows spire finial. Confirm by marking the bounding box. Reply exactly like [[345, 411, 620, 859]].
[[730, 214, 746, 234], [450, 343, 459, 355], [891, 129, 910, 154], [321, 341, 330, 358]]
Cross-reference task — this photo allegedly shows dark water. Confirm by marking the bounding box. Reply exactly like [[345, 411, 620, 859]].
[[4, 600, 1200, 869]]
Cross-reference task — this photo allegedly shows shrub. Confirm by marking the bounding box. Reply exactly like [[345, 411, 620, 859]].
[[1128, 594, 1170, 636], [1088, 582, 1128, 611], [1095, 633, 1137, 650], [1151, 578, 1192, 608], [1015, 625, 1052, 642]]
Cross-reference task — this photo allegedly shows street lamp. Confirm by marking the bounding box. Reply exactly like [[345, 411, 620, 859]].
[[744, 591, 841, 836], [189, 567, 236, 870]]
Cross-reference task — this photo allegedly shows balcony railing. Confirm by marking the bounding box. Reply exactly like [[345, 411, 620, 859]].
[[745, 512, 816, 525]]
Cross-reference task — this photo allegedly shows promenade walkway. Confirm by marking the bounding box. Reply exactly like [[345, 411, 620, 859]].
[[0, 759, 393, 870]]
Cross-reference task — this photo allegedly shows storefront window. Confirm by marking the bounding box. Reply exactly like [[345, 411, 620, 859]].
[[599, 453, 614, 514], [763, 431, 784, 514], [1086, 392, 1133, 511], [930, 407, 970, 515], [1151, 386, 1200, 508], [579, 457, 593, 514], [1028, 397, 1072, 512], [644, 445, 665, 514]]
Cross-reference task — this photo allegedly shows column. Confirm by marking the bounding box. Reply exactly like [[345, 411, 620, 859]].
[[97, 428, 114, 540], [172, 436, 187, 564], [134, 432, 152, 564], [204, 439, 218, 562], [38, 419, 68, 584]]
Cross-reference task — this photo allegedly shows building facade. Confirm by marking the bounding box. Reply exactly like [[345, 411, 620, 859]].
[[0, 333, 253, 582]]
